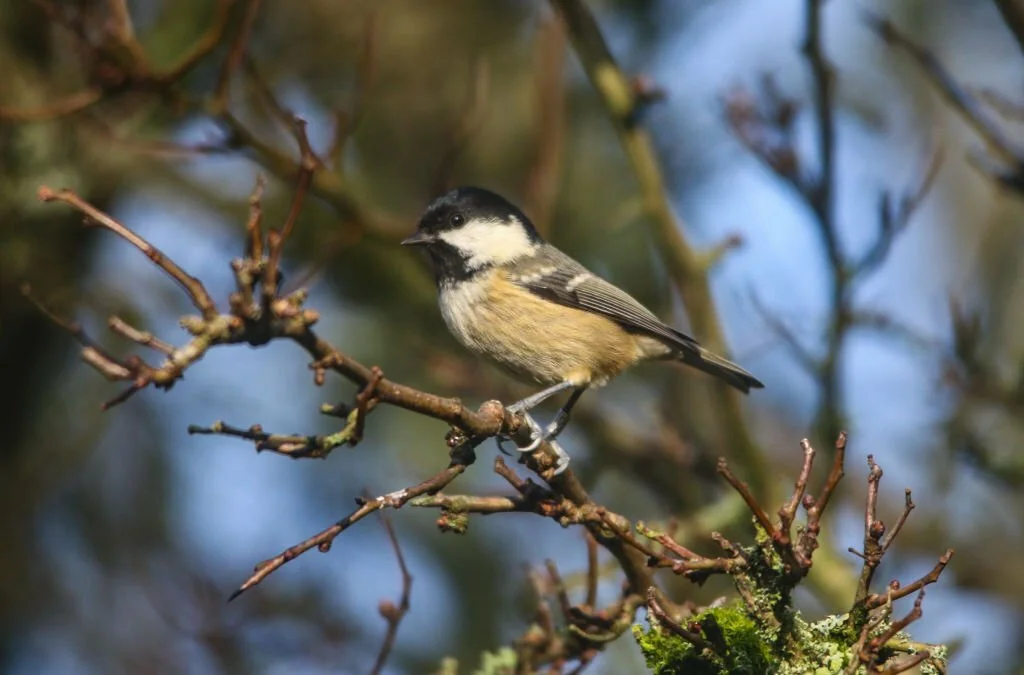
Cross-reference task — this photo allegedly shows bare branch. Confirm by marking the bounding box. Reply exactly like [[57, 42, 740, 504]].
[[716, 458, 776, 539], [798, 431, 846, 560], [854, 148, 944, 279], [646, 589, 717, 657], [864, 12, 1024, 170], [107, 317, 175, 355], [213, 0, 262, 112], [230, 460, 469, 600], [864, 550, 954, 610], [38, 187, 219, 321], [880, 489, 915, 554], [369, 515, 413, 675]]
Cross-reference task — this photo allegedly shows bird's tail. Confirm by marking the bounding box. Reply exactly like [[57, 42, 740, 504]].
[[675, 345, 764, 394]]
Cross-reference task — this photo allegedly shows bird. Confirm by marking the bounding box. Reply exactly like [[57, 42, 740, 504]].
[[402, 186, 763, 473]]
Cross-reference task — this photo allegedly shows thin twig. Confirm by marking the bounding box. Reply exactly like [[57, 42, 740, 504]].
[[264, 116, 319, 296], [716, 458, 776, 538], [864, 550, 954, 610], [864, 11, 1023, 167], [584, 532, 598, 610], [230, 461, 468, 600], [369, 515, 413, 675], [852, 455, 886, 604], [108, 317, 175, 354], [645, 589, 716, 656], [880, 489, 915, 554], [38, 187, 219, 321], [213, 0, 261, 111], [778, 439, 815, 542], [798, 431, 846, 560], [854, 148, 944, 279]]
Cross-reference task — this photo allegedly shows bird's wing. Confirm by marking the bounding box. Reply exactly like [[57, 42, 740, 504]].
[[505, 247, 699, 353], [506, 247, 764, 393]]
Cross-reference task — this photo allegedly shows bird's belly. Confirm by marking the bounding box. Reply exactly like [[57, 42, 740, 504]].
[[439, 281, 642, 387]]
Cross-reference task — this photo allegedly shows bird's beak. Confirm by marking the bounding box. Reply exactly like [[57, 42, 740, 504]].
[[401, 231, 435, 247]]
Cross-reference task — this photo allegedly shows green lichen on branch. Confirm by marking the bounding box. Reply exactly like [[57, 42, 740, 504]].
[[633, 603, 948, 675], [633, 602, 770, 674]]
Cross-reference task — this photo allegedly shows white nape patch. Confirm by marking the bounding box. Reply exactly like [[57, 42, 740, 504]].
[[512, 266, 556, 285], [565, 272, 592, 292], [437, 215, 537, 269]]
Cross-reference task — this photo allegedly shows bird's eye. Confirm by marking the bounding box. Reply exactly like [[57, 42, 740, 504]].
[[449, 213, 465, 227]]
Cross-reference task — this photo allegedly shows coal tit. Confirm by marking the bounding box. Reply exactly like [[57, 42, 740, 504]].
[[403, 187, 763, 473]]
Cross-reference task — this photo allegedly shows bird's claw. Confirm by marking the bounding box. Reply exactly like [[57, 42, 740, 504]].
[[495, 412, 571, 475]]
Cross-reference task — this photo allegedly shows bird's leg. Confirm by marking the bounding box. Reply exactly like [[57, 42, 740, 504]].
[[541, 387, 585, 440], [506, 381, 576, 414], [509, 387, 586, 454], [499, 381, 572, 452], [497, 382, 579, 473], [515, 387, 586, 451]]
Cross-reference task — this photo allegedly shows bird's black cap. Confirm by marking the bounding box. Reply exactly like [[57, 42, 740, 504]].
[[403, 187, 541, 244]]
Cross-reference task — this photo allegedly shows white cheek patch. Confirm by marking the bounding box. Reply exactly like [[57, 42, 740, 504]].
[[438, 216, 537, 269]]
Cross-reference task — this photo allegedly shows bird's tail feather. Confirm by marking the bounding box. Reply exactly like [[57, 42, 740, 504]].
[[676, 345, 764, 394]]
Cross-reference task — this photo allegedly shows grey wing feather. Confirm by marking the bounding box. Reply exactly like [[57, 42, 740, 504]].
[[508, 246, 764, 393], [507, 247, 698, 352]]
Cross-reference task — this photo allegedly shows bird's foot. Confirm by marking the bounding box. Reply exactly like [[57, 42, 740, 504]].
[[495, 412, 571, 475]]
